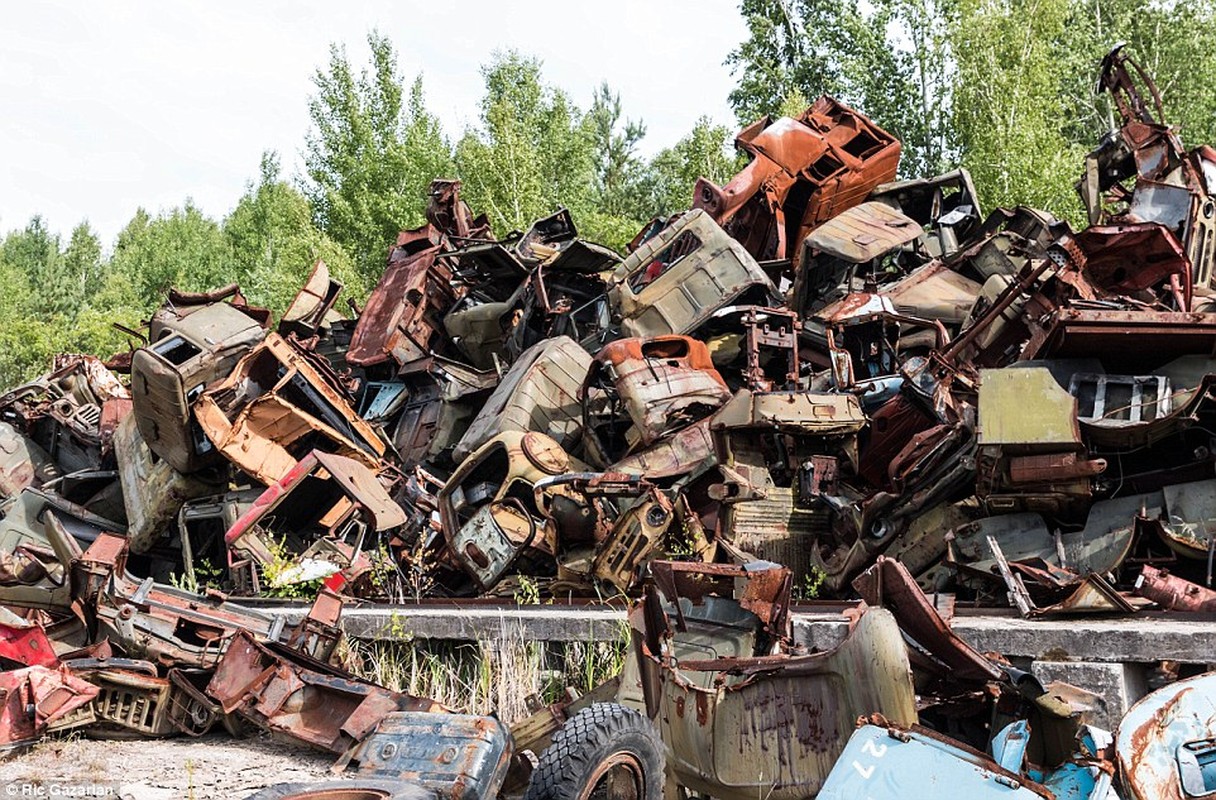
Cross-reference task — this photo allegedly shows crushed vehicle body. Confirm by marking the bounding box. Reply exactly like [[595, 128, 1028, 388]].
[[130, 293, 269, 474], [1116, 671, 1216, 800], [629, 560, 917, 800], [223, 450, 407, 595], [582, 335, 731, 466], [694, 95, 901, 262], [609, 209, 779, 339], [453, 335, 592, 464], [437, 431, 587, 592], [207, 629, 443, 754], [194, 333, 388, 485]]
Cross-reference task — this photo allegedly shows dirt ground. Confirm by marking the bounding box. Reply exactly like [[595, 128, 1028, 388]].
[[0, 733, 341, 799]]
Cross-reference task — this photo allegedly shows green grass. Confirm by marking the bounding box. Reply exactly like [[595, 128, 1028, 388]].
[[342, 626, 629, 724]]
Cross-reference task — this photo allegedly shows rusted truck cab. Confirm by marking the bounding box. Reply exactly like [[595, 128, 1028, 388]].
[[609, 210, 779, 340], [627, 561, 917, 800], [130, 299, 268, 474], [438, 431, 588, 591]]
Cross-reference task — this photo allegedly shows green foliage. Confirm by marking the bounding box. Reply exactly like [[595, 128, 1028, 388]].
[[109, 203, 229, 307], [454, 51, 597, 235], [634, 116, 742, 217], [227, 151, 366, 312], [0, 38, 756, 387], [169, 558, 224, 595], [0, 309, 64, 389], [727, 0, 956, 176], [0, 216, 64, 316], [343, 632, 628, 722], [955, 0, 1216, 221], [586, 82, 648, 219], [259, 536, 326, 600], [793, 567, 827, 600], [951, 0, 1093, 220], [728, 0, 1216, 217], [513, 574, 542, 606], [0, 217, 106, 319], [0, 216, 143, 387], [303, 31, 454, 281]]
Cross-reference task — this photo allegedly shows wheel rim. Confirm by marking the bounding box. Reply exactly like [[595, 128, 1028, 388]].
[[579, 752, 646, 800]]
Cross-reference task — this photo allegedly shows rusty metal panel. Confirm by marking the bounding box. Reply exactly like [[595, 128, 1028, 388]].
[[725, 485, 828, 581], [0, 493, 101, 613], [0, 354, 129, 474], [651, 609, 916, 800], [1135, 564, 1216, 612], [584, 336, 731, 464], [1069, 372, 1172, 428], [1117, 671, 1216, 800], [694, 96, 901, 262], [802, 201, 922, 263], [950, 492, 1145, 585], [113, 414, 223, 553], [607, 416, 717, 478], [347, 243, 461, 371], [1145, 478, 1216, 559], [207, 630, 442, 754], [870, 168, 984, 258], [0, 614, 59, 667], [280, 259, 344, 337], [711, 388, 867, 436], [439, 432, 584, 590], [166, 668, 225, 736], [857, 393, 936, 490], [1075, 223, 1192, 307], [977, 367, 1082, 449], [1021, 309, 1216, 367], [313, 452, 407, 529], [0, 664, 99, 750], [1078, 357, 1216, 450], [853, 556, 1003, 682], [350, 712, 513, 800], [0, 422, 58, 501], [223, 450, 406, 593], [882, 260, 982, 325], [590, 490, 673, 593], [1028, 572, 1135, 616], [70, 660, 176, 737], [77, 532, 283, 669], [194, 333, 387, 485]]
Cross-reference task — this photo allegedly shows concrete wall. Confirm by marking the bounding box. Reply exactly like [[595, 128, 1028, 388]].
[[257, 603, 1214, 721]]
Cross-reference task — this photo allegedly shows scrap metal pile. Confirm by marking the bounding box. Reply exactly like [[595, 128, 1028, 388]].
[[8, 544, 1214, 800], [1, 43, 1216, 800], [0, 528, 521, 798], [3, 48, 1214, 614]]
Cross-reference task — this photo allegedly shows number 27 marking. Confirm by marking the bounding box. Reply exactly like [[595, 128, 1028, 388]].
[[852, 738, 889, 780]]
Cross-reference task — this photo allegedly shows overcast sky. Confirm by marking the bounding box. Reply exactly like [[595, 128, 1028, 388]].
[[0, 1, 748, 246]]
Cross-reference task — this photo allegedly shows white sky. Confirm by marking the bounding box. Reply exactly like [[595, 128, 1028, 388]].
[[0, 1, 748, 246]]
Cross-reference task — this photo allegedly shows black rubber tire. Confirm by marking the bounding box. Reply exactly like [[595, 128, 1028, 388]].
[[525, 702, 665, 800]]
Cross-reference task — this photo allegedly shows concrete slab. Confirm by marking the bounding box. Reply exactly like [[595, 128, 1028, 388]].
[[259, 603, 629, 643], [254, 603, 1216, 665], [1030, 660, 1150, 730], [949, 614, 1216, 664]]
